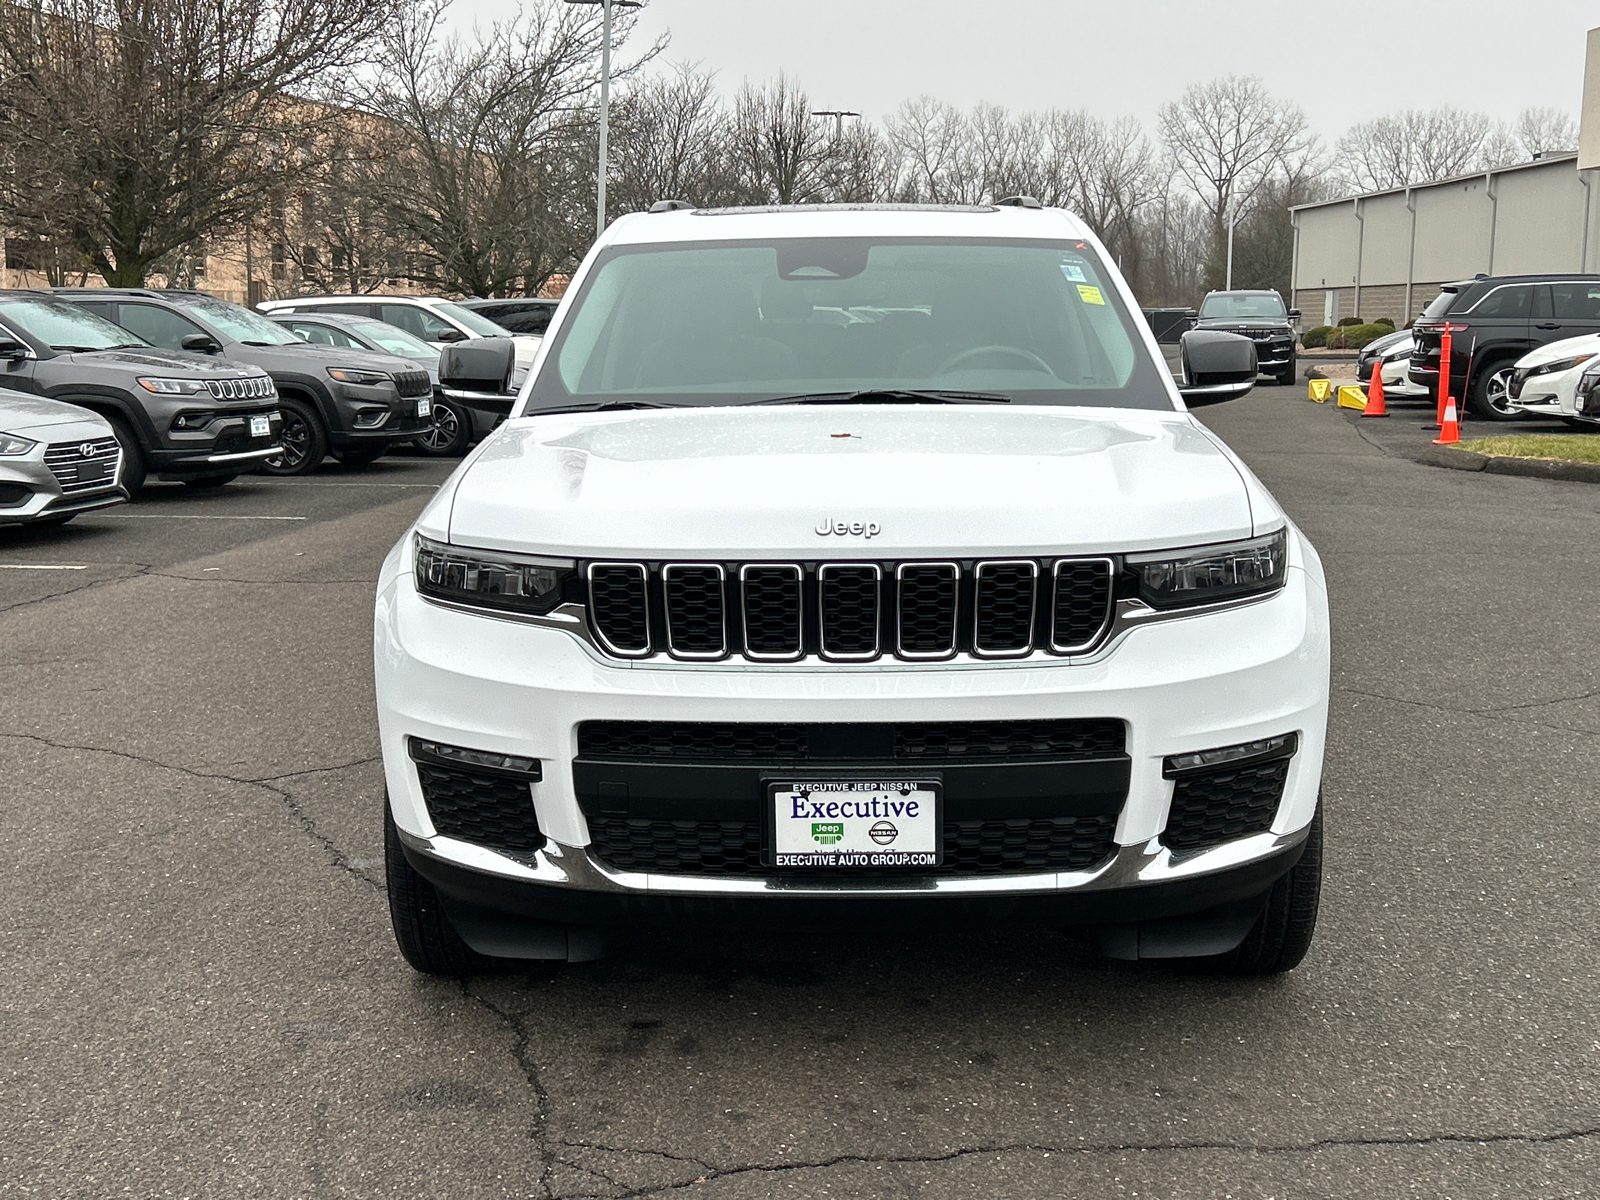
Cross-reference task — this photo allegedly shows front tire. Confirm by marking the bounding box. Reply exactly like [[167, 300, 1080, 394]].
[[1277, 353, 1297, 387], [333, 446, 386, 468], [413, 399, 470, 457], [1469, 359, 1522, 421], [107, 416, 146, 493], [260, 397, 328, 475], [182, 473, 236, 490], [1191, 803, 1323, 976], [385, 797, 501, 976]]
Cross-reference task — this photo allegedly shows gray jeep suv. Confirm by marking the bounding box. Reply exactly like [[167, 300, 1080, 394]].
[[0, 291, 282, 491], [58, 289, 433, 474]]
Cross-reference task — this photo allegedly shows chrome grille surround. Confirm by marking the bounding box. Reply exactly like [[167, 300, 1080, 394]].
[[203, 375, 275, 401], [739, 564, 804, 662], [895, 561, 959, 660], [971, 559, 1039, 658], [586, 562, 652, 658], [43, 437, 121, 493], [662, 563, 728, 660], [817, 562, 882, 661], [1050, 557, 1116, 653]]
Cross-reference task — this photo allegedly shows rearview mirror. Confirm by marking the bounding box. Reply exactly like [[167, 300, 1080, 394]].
[[438, 336, 515, 413], [180, 333, 220, 354], [1177, 330, 1256, 407]]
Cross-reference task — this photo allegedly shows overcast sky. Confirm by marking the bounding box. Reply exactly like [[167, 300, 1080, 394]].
[[455, 0, 1595, 142]]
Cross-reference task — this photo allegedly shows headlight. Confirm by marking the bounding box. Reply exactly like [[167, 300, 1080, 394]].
[[1126, 530, 1288, 610], [0, 432, 38, 455], [413, 534, 574, 616], [1381, 348, 1413, 364], [1529, 353, 1596, 378], [1577, 361, 1600, 415], [137, 377, 206, 394], [327, 367, 389, 386]]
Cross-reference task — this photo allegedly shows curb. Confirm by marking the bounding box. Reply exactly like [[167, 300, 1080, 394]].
[[1417, 446, 1600, 483]]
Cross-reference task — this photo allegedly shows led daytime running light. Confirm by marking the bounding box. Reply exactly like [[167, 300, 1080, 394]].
[[1127, 529, 1288, 610]]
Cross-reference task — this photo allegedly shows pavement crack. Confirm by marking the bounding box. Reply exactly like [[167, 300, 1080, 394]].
[[1337, 684, 1600, 722], [256, 755, 382, 782], [557, 1123, 1600, 1197], [0, 731, 380, 892], [0, 561, 154, 615], [463, 984, 557, 1198]]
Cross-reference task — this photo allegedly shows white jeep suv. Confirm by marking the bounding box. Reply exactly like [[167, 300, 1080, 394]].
[[375, 201, 1330, 977]]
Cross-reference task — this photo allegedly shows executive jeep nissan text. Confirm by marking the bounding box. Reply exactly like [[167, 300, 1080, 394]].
[[375, 201, 1329, 979]]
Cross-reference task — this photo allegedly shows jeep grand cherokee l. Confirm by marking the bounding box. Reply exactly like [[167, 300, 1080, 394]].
[[1193, 290, 1299, 385], [376, 202, 1329, 978], [0, 291, 281, 491], [58, 289, 433, 474]]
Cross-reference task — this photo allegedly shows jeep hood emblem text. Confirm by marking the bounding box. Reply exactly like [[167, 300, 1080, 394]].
[[816, 518, 880, 538]]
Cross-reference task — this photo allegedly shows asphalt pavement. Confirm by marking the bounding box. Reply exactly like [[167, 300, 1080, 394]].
[[5, 404, 1600, 1200]]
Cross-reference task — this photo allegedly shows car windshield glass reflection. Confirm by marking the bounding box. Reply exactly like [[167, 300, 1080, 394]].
[[530, 238, 1168, 411], [1198, 294, 1286, 320], [0, 299, 150, 351]]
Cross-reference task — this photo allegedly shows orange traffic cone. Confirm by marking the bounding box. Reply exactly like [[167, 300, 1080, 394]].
[[1432, 395, 1459, 445], [1362, 362, 1388, 418]]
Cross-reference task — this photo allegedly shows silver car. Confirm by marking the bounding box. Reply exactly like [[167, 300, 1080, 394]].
[[0, 389, 126, 527]]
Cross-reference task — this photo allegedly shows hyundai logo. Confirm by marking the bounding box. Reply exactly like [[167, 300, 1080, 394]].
[[79, 442, 97, 457]]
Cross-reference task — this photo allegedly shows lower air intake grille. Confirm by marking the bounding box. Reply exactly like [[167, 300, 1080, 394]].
[[417, 763, 545, 851], [1163, 759, 1290, 854], [585, 815, 1117, 877]]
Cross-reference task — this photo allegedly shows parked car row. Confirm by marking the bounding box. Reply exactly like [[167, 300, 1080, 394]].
[[0, 287, 558, 526]]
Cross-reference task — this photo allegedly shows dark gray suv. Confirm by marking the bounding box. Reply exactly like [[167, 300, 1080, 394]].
[[0, 291, 282, 491], [58, 289, 433, 474]]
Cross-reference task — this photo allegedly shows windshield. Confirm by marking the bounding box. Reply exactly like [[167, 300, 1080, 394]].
[[174, 295, 301, 344], [346, 317, 439, 358], [1198, 293, 1286, 320], [527, 237, 1167, 411], [0, 298, 147, 351], [432, 300, 512, 337]]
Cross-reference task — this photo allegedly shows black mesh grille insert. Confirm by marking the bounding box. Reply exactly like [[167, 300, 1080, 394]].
[[819, 565, 880, 658], [664, 565, 727, 657], [898, 564, 959, 656], [578, 719, 1123, 763], [741, 566, 803, 658], [974, 562, 1037, 654], [584, 815, 1117, 876], [1052, 560, 1114, 650], [417, 764, 544, 851], [589, 565, 650, 654], [1163, 759, 1290, 853]]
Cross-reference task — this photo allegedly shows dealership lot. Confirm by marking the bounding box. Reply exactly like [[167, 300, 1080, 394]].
[[5, 404, 1600, 1198]]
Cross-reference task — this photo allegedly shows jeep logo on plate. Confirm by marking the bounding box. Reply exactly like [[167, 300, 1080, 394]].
[[815, 518, 880, 538]]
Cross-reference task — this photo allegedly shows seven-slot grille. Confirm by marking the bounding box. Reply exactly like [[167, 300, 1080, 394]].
[[43, 438, 120, 492], [393, 369, 432, 398], [586, 558, 1115, 663], [203, 375, 275, 400]]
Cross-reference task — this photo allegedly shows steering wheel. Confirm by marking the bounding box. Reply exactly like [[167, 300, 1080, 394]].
[[935, 344, 1057, 376]]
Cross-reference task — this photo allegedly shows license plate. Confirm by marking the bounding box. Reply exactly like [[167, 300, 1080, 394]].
[[770, 780, 941, 868], [417, 397, 432, 418], [76, 461, 106, 482], [249, 416, 271, 438]]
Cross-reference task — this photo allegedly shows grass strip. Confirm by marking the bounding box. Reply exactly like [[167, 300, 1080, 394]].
[[1453, 434, 1600, 463]]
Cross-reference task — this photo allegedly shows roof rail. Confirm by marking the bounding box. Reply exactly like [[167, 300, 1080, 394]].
[[995, 195, 1043, 209], [648, 199, 694, 213]]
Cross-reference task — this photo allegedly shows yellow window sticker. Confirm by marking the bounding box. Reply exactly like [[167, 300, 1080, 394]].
[[1076, 284, 1105, 305]]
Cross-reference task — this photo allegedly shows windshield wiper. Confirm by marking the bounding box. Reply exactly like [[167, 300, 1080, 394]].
[[532, 400, 673, 415], [746, 388, 1011, 406], [50, 344, 109, 352]]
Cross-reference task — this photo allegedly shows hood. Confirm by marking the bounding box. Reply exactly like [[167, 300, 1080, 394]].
[[1194, 316, 1291, 332], [57, 347, 269, 375], [1360, 329, 1411, 358], [1517, 332, 1600, 369], [0, 389, 114, 436], [441, 405, 1261, 559]]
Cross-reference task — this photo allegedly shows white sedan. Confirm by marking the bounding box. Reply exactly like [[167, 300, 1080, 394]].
[[1508, 334, 1600, 422]]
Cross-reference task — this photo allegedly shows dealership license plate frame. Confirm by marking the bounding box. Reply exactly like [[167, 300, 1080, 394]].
[[417, 397, 432, 418], [767, 778, 943, 869], [249, 415, 271, 438]]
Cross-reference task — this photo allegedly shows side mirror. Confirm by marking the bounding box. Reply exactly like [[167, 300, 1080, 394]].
[[1177, 330, 1257, 407], [181, 333, 220, 354], [438, 336, 515, 413], [1287, 309, 1302, 322], [435, 328, 469, 343], [0, 338, 29, 360]]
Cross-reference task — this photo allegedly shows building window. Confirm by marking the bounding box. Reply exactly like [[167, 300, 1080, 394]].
[[271, 242, 286, 281]]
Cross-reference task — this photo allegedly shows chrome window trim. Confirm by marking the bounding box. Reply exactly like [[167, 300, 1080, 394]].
[[895, 561, 959, 660], [817, 561, 881, 661], [586, 562, 653, 658], [971, 558, 1038, 658], [662, 562, 729, 661], [1049, 556, 1116, 654], [739, 563, 804, 662]]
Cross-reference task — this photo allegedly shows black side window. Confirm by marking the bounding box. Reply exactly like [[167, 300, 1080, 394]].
[[118, 303, 207, 350], [309, 303, 375, 319], [1548, 283, 1600, 320], [1470, 286, 1532, 319]]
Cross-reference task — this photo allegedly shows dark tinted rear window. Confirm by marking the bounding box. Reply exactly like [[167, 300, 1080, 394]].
[[1421, 290, 1459, 319]]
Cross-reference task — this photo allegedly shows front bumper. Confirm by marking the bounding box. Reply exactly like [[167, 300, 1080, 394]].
[[375, 531, 1330, 929], [0, 429, 127, 524], [152, 410, 284, 475]]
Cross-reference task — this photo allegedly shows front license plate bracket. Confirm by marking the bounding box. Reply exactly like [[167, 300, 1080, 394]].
[[767, 779, 942, 868]]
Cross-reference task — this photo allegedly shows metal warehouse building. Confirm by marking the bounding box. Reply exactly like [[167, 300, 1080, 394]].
[[1291, 151, 1600, 328]]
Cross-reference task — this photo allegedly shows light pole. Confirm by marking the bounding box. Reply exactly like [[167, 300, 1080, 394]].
[[1224, 184, 1237, 290], [811, 109, 861, 141], [566, 0, 641, 240]]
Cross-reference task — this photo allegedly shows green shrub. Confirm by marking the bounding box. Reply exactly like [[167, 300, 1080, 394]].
[[1337, 316, 1364, 327], [1323, 322, 1392, 350], [1301, 325, 1331, 348], [1374, 316, 1396, 329]]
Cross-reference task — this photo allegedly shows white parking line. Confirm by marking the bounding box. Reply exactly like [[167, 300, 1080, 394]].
[[0, 564, 89, 570], [98, 514, 308, 521]]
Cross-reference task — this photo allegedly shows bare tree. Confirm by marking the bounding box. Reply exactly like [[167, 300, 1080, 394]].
[[729, 73, 831, 205], [885, 97, 977, 205], [609, 62, 727, 213], [0, 0, 408, 286], [1336, 107, 1512, 191], [1516, 106, 1578, 157]]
